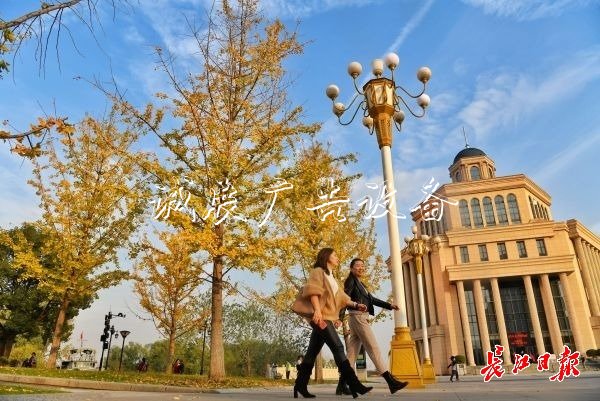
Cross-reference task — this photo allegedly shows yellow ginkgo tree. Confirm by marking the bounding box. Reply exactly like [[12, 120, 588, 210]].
[[133, 230, 211, 373], [11, 112, 149, 368], [108, 0, 319, 380]]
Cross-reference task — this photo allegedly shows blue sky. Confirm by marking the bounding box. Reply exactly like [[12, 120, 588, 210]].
[[1, 0, 599, 365]]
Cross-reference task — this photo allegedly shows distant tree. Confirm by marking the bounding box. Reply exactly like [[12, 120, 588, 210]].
[[0, 223, 90, 357], [133, 231, 211, 373], [107, 341, 148, 372], [3, 112, 148, 368], [223, 302, 307, 376]]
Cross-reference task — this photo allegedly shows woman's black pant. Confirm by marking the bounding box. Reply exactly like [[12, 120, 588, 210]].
[[302, 320, 347, 366]]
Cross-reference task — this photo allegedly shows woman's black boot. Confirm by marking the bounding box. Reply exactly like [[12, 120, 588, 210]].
[[335, 375, 352, 395], [382, 371, 408, 394], [293, 362, 316, 398], [339, 359, 372, 398]]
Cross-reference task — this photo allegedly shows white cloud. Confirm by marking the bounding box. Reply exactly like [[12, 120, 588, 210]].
[[459, 46, 600, 139], [385, 0, 435, 54], [462, 0, 593, 21], [258, 0, 381, 18], [532, 132, 600, 183], [0, 166, 41, 227]]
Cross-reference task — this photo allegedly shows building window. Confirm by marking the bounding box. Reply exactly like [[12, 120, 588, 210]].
[[459, 200, 471, 228], [470, 166, 481, 180], [529, 196, 537, 219], [483, 197, 496, 226], [517, 241, 528, 258], [495, 195, 509, 225], [507, 193, 521, 224], [536, 239, 548, 256], [497, 242, 508, 260], [471, 198, 484, 228], [460, 246, 470, 263], [455, 171, 461, 182], [478, 244, 489, 261]]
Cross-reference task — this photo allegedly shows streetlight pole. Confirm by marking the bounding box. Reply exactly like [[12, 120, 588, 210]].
[[405, 227, 436, 383], [105, 326, 115, 370], [326, 53, 431, 388], [118, 330, 130, 372], [200, 321, 208, 375], [99, 311, 125, 371]]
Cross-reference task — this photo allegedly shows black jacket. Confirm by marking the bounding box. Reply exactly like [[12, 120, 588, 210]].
[[343, 273, 392, 316]]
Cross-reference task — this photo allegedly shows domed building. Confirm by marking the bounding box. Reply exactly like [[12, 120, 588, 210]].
[[400, 146, 600, 375]]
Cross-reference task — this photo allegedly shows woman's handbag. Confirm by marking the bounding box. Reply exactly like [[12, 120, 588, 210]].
[[290, 288, 314, 318]]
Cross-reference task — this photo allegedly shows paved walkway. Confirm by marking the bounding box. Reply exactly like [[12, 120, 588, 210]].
[[2, 371, 599, 401]]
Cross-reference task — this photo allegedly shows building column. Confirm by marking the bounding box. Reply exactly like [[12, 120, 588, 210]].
[[539, 274, 563, 354], [424, 254, 437, 325], [456, 281, 475, 366], [473, 280, 491, 355], [523, 275, 546, 356], [559, 273, 584, 351], [403, 262, 415, 329], [490, 278, 511, 365], [574, 238, 600, 316], [585, 245, 600, 306], [409, 261, 421, 330]]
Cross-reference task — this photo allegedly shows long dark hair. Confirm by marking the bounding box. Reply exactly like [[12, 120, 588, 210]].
[[314, 247, 334, 275]]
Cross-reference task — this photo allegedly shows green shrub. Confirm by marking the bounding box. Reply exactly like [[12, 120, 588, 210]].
[[0, 356, 9, 366], [454, 355, 466, 364], [586, 349, 595, 357], [9, 358, 21, 367]]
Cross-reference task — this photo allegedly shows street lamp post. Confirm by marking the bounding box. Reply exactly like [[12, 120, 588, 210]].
[[105, 326, 116, 370], [118, 330, 130, 372], [200, 321, 209, 375], [326, 53, 431, 387], [99, 311, 125, 371], [405, 227, 436, 383]]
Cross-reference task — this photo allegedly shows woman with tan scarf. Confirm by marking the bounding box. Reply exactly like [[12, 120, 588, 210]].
[[294, 248, 372, 399]]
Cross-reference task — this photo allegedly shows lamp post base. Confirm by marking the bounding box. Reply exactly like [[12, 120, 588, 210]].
[[389, 327, 424, 388], [422, 358, 436, 384]]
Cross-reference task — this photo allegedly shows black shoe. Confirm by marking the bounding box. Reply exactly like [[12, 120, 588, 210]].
[[335, 377, 352, 395], [382, 371, 408, 394], [293, 362, 316, 398], [339, 359, 373, 398]]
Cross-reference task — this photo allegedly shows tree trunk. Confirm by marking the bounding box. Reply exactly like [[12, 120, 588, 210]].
[[166, 328, 176, 374], [209, 225, 225, 380], [46, 294, 70, 368], [315, 352, 324, 383], [0, 333, 16, 357]]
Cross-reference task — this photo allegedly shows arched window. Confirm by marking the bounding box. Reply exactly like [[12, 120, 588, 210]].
[[420, 221, 426, 236], [459, 200, 471, 228], [507, 194, 521, 223], [471, 198, 484, 228], [455, 171, 461, 182], [495, 195, 508, 225], [529, 196, 537, 219], [483, 197, 496, 226], [470, 166, 481, 180], [489, 167, 494, 178]]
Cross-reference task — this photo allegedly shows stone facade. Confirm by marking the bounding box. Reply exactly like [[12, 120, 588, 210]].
[[396, 147, 600, 375]]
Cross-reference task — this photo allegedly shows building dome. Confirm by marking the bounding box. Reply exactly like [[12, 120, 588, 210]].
[[453, 147, 486, 164]]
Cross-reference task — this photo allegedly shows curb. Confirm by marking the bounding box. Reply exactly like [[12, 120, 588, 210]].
[[0, 373, 211, 393]]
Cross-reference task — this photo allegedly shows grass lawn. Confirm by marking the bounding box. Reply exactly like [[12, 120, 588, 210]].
[[0, 383, 64, 395], [0, 367, 294, 389]]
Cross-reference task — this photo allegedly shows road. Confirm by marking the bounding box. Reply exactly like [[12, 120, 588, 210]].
[[2, 371, 598, 401]]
